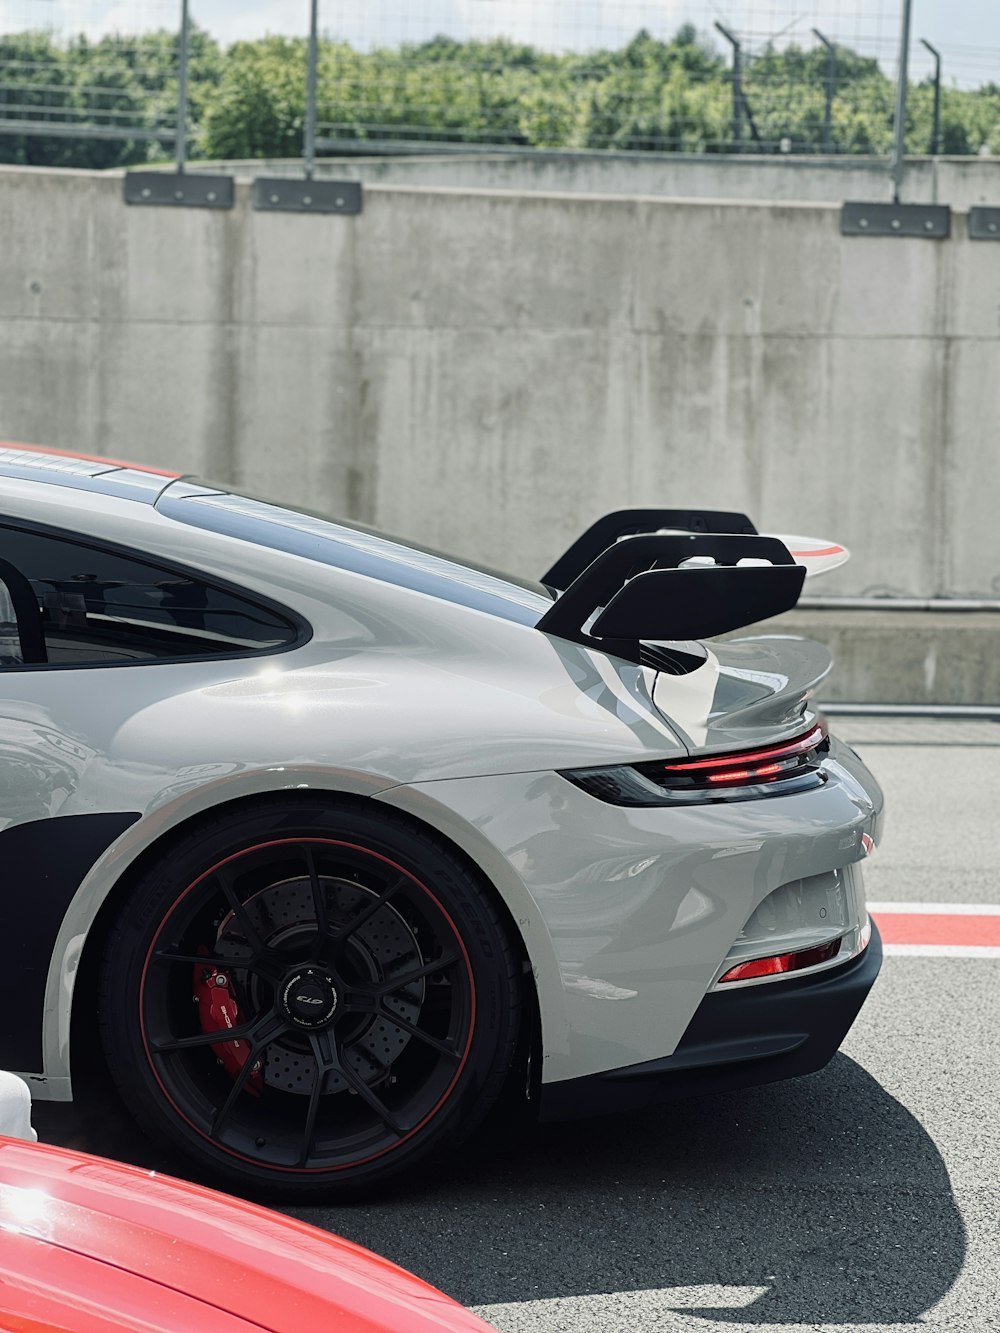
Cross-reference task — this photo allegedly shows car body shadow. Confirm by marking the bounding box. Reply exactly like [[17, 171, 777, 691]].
[[295, 1055, 964, 1326], [32, 1054, 963, 1326]]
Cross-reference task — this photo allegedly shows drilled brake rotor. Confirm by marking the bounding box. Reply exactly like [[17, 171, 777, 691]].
[[213, 877, 424, 1096]]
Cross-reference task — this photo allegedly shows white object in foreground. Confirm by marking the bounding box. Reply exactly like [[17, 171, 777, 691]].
[[0, 1070, 35, 1142]]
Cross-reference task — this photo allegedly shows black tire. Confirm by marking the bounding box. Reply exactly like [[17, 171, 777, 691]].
[[98, 798, 521, 1198]]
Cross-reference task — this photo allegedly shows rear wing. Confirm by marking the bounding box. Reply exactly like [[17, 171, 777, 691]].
[[536, 532, 804, 658], [542, 509, 758, 591]]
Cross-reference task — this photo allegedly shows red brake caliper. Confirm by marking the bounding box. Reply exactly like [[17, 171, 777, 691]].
[[193, 958, 263, 1096]]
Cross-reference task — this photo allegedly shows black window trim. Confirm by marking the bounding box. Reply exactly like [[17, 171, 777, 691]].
[[0, 514, 312, 672]]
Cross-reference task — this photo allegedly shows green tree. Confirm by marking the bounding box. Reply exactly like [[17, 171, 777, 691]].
[[0, 25, 221, 168], [5, 24, 1000, 167], [202, 36, 306, 158]]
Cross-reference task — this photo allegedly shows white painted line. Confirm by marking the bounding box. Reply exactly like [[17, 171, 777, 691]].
[[883, 943, 1000, 958], [869, 901, 1000, 915]]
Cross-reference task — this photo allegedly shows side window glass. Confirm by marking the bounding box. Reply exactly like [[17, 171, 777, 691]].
[[0, 526, 300, 666], [0, 578, 22, 666]]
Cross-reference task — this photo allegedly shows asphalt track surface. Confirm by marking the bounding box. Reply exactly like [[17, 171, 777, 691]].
[[34, 717, 1000, 1332]]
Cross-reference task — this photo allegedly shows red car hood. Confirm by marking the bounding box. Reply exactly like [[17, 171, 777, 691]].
[[0, 1139, 492, 1333]]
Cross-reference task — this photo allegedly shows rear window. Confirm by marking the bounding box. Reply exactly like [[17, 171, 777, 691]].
[[156, 486, 555, 627]]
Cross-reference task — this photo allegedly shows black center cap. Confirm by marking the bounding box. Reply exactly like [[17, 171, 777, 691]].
[[281, 969, 339, 1029]]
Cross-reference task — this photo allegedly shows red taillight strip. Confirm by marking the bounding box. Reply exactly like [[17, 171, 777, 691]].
[[662, 724, 826, 775], [706, 760, 785, 784]]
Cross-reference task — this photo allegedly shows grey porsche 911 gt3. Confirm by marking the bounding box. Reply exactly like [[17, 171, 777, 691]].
[[0, 442, 882, 1196]]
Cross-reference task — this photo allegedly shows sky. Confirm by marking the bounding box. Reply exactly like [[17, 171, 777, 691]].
[[0, 0, 998, 87]]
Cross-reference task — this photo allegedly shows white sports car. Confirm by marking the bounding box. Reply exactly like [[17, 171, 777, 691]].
[[0, 443, 882, 1196]]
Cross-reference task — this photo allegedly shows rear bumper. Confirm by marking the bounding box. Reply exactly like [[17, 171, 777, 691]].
[[538, 920, 882, 1121]]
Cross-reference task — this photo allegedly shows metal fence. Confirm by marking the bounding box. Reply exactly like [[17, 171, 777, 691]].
[[0, 0, 996, 171]]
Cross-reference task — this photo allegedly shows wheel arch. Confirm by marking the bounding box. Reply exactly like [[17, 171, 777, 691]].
[[59, 783, 550, 1106]]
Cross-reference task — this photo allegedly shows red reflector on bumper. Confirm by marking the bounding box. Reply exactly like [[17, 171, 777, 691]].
[[718, 937, 842, 984]]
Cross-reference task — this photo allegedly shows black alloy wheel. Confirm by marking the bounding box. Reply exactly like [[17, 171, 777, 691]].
[[99, 800, 522, 1197]]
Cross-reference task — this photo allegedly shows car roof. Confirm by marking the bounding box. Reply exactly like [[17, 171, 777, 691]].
[[0, 442, 181, 502], [0, 442, 554, 628]]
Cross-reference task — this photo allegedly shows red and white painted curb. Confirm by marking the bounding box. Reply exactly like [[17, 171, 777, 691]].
[[869, 902, 1000, 958]]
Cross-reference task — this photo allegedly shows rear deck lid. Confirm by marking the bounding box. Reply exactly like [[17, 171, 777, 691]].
[[651, 635, 832, 753]]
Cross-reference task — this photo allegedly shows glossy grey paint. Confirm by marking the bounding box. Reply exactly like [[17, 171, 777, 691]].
[[650, 634, 833, 753], [710, 862, 869, 989], [0, 474, 883, 1099], [384, 736, 882, 1084]]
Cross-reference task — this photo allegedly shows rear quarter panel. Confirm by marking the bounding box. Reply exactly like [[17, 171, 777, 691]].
[[387, 742, 882, 1085]]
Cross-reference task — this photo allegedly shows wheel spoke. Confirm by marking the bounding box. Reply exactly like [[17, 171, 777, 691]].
[[211, 1046, 262, 1138], [309, 1030, 406, 1138], [215, 867, 268, 956], [205, 1012, 285, 1137], [294, 1029, 339, 1166], [375, 952, 460, 996], [297, 1065, 327, 1167], [151, 1020, 259, 1054], [304, 846, 328, 945], [151, 1008, 287, 1056], [245, 1010, 290, 1048], [309, 1026, 339, 1076], [331, 877, 406, 945], [378, 1007, 463, 1061], [341, 1062, 406, 1137], [152, 950, 243, 970], [153, 946, 280, 986]]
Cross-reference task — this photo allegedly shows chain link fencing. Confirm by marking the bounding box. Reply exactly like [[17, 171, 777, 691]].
[[1, 1, 999, 169]]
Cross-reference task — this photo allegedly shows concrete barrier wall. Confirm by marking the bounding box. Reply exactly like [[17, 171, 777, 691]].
[[1, 164, 999, 600], [202, 152, 1000, 207]]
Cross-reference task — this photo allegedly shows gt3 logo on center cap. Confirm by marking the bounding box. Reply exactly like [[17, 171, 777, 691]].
[[281, 970, 339, 1026]]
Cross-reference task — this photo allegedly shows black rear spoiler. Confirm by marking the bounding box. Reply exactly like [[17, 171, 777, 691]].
[[542, 508, 757, 592], [535, 531, 804, 660]]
